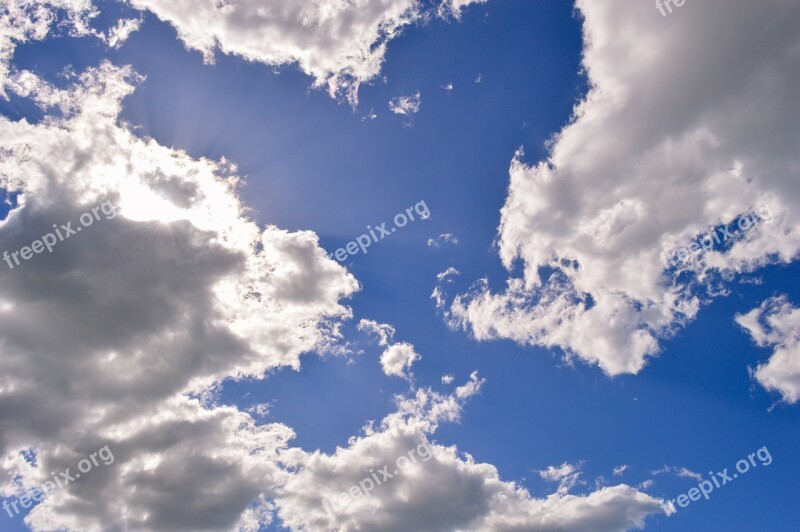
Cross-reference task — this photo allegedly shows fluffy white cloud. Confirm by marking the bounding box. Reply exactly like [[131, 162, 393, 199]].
[[451, 0, 800, 376], [388, 91, 421, 116], [380, 342, 420, 379], [0, 53, 358, 530], [736, 296, 800, 404], [276, 374, 661, 532], [0, 1, 140, 95], [0, 1, 96, 94], [129, 0, 424, 106]]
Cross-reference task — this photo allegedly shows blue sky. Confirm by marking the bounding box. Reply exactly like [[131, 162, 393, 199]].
[[0, 0, 798, 531]]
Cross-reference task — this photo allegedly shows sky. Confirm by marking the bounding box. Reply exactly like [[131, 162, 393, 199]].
[[0, 0, 798, 531]]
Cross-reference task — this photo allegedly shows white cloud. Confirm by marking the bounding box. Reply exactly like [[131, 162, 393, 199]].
[[97, 16, 141, 48], [736, 296, 800, 404], [129, 0, 425, 106], [380, 342, 421, 379], [651, 465, 703, 483], [276, 375, 662, 532], [431, 285, 447, 310], [0, 1, 97, 95], [440, 82, 454, 92], [451, 0, 800, 376], [0, 54, 359, 530], [388, 91, 421, 116], [437, 266, 461, 281], [432, 267, 461, 311], [438, 0, 488, 20], [358, 319, 395, 347], [612, 464, 629, 477], [441, 374, 455, 385], [537, 462, 585, 495], [428, 233, 459, 247]]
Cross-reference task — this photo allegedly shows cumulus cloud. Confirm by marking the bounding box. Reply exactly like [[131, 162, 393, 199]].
[[451, 0, 800, 376], [129, 0, 424, 106], [0, 1, 96, 95], [0, 50, 358, 529], [388, 91, 421, 116], [380, 342, 421, 379], [441, 374, 455, 385], [275, 374, 661, 532], [736, 296, 800, 404]]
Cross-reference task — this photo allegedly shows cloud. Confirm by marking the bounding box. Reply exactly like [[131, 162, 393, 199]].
[[432, 267, 461, 311], [537, 462, 585, 495], [388, 91, 421, 116], [736, 295, 800, 404], [440, 82, 454, 92], [380, 342, 421, 379], [612, 464, 629, 477], [450, 0, 800, 376], [96, 16, 141, 48], [0, 53, 358, 530], [438, 0, 488, 20], [275, 374, 662, 532], [441, 374, 455, 385], [358, 319, 396, 347], [437, 267, 461, 281], [0, 2, 143, 97], [0, 1, 96, 96], [428, 233, 459, 247], [651, 465, 703, 483], [129, 0, 424, 106]]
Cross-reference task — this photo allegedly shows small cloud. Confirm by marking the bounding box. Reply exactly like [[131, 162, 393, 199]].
[[388, 91, 421, 116], [427, 233, 459, 247], [246, 403, 272, 418], [96, 17, 142, 49], [637, 479, 654, 490], [431, 286, 446, 310], [651, 465, 703, 482], [436, 267, 461, 282], [612, 464, 629, 476], [358, 319, 395, 346], [440, 82, 454, 92], [361, 108, 377, 121], [380, 342, 421, 379], [474, 73, 483, 83], [537, 462, 585, 495], [441, 374, 455, 385]]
